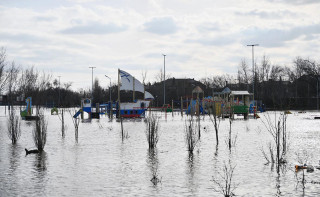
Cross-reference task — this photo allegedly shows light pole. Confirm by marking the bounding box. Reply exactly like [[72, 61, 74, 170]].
[[163, 54, 166, 106], [89, 67, 96, 102], [105, 75, 112, 102], [247, 44, 259, 112]]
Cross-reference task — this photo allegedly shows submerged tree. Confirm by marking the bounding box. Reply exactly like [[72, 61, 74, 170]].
[[58, 108, 65, 138], [209, 104, 220, 145], [69, 110, 80, 142], [261, 112, 288, 173], [185, 116, 199, 153], [7, 109, 21, 144], [212, 160, 238, 197], [33, 110, 47, 151], [145, 114, 160, 149], [0, 47, 9, 94]]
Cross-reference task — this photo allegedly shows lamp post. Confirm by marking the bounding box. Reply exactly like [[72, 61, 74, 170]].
[[163, 54, 166, 106], [247, 44, 259, 115], [89, 66, 96, 102]]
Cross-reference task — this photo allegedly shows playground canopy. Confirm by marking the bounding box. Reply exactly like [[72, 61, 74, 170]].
[[192, 86, 204, 94], [230, 91, 251, 96]]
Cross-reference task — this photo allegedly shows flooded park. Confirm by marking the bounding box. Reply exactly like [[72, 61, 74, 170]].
[[1, 106, 320, 196]]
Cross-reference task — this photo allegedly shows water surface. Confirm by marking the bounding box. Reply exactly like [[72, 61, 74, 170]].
[[1, 107, 320, 196]]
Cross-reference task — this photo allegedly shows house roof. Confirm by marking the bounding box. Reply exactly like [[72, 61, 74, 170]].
[[221, 87, 231, 93]]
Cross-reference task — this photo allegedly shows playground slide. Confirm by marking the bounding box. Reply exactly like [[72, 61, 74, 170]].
[[73, 110, 82, 118], [20, 97, 32, 117], [186, 100, 205, 114]]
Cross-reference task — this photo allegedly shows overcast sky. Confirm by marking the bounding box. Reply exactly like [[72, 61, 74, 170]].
[[1, 0, 319, 90]]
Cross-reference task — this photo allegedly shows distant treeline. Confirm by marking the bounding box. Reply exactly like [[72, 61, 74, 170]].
[[1, 47, 320, 110]]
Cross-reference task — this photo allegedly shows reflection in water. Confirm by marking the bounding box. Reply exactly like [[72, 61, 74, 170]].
[[147, 149, 161, 187], [30, 151, 48, 195], [276, 174, 281, 196], [295, 169, 306, 197], [34, 151, 47, 172], [6, 143, 21, 195], [214, 144, 218, 157], [2, 109, 320, 196], [186, 152, 199, 195], [9, 144, 20, 173]]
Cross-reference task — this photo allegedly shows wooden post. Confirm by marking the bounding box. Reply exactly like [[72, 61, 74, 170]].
[[118, 69, 121, 118], [172, 99, 174, 117], [181, 97, 183, 117], [187, 97, 189, 116]]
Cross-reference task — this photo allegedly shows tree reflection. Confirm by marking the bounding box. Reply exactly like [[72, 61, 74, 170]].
[[147, 149, 161, 187], [186, 152, 199, 195], [9, 143, 20, 173], [31, 151, 48, 195], [34, 151, 47, 172]]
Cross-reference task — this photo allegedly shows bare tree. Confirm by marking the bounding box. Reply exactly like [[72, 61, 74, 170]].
[[18, 66, 39, 98], [238, 59, 250, 84], [210, 75, 233, 89], [209, 105, 220, 145], [145, 114, 160, 149], [69, 110, 80, 142], [258, 55, 271, 82], [154, 68, 172, 83], [7, 108, 21, 144], [33, 109, 47, 151], [63, 82, 73, 90], [212, 161, 238, 197], [185, 116, 199, 153], [0, 47, 9, 94], [58, 108, 66, 138], [269, 65, 284, 81], [155, 68, 163, 83], [261, 112, 288, 173], [6, 61, 20, 106]]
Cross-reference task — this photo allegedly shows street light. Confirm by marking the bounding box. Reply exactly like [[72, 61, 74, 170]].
[[163, 54, 166, 106], [89, 66, 96, 102], [105, 75, 112, 102], [247, 44, 259, 114]]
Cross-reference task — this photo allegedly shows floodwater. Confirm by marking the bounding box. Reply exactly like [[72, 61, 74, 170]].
[[1, 107, 320, 197]]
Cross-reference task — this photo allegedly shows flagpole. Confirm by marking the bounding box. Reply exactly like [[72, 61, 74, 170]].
[[118, 69, 121, 118]]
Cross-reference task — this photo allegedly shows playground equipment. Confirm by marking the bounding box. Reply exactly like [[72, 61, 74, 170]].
[[117, 100, 150, 118], [20, 97, 32, 118], [51, 107, 58, 115], [73, 98, 92, 119], [186, 86, 206, 115], [229, 91, 250, 119], [186, 99, 205, 115], [20, 97, 39, 120]]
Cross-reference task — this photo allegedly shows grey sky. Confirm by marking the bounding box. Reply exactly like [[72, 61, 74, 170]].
[[0, 0, 319, 90]]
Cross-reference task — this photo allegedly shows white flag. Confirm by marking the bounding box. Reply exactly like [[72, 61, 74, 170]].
[[119, 69, 144, 93], [145, 91, 154, 99]]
